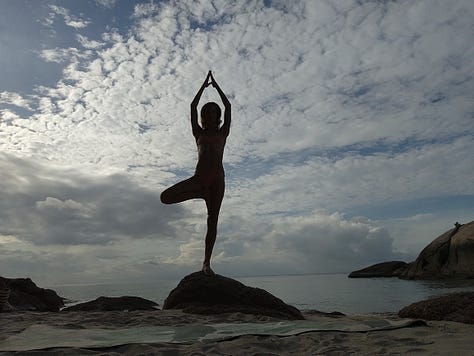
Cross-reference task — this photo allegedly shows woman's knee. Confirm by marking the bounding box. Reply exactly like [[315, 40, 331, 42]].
[[160, 190, 172, 204]]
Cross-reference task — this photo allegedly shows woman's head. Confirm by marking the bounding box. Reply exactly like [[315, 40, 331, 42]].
[[201, 102, 221, 130]]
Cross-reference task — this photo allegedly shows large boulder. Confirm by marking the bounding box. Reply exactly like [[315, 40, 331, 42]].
[[163, 272, 304, 320], [348, 261, 408, 278], [62, 296, 159, 312], [400, 221, 474, 279], [398, 292, 474, 324], [348, 221, 474, 280], [0, 276, 64, 312]]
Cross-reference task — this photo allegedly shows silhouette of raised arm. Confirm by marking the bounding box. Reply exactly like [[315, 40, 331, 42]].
[[209, 71, 231, 136], [191, 71, 211, 137]]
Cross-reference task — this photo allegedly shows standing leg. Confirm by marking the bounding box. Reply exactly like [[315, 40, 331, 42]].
[[202, 177, 225, 275]]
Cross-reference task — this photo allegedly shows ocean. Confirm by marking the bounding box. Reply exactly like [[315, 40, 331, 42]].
[[49, 273, 474, 315]]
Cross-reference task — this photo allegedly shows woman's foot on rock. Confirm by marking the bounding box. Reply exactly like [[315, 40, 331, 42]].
[[202, 264, 215, 276]]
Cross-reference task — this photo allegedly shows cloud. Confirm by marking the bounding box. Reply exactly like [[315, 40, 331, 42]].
[[0, 243, 88, 277], [38, 47, 94, 63], [95, 0, 118, 9], [46, 5, 91, 29], [0, 92, 32, 110], [222, 135, 474, 221], [0, 1, 473, 283], [132, 3, 161, 18], [76, 35, 105, 50], [3, 0, 469, 178], [266, 212, 405, 271], [2, 0, 473, 223], [380, 211, 474, 255], [0, 153, 184, 246], [169, 210, 406, 275]]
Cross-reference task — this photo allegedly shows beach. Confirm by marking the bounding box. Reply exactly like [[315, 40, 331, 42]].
[[1, 309, 473, 355], [2, 271, 474, 354]]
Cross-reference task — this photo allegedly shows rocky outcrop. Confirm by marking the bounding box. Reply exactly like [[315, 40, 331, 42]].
[[349, 221, 474, 280], [62, 296, 159, 312], [0, 276, 64, 312], [398, 292, 474, 324], [348, 261, 408, 278], [401, 221, 474, 279], [0, 279, 10, 311], [163, 272, 304, 320]]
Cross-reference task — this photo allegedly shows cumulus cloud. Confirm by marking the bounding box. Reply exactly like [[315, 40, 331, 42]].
[[168, 211, 407, 275], [0, 153, 184, 246], [265, 212, 404, 271], [0, 1, 473, 282]]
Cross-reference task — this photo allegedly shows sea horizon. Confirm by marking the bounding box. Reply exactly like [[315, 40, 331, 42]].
[[47, 273, 474, 315]]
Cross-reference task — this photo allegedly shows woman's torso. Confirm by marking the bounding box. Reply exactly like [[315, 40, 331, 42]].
[[195, 132, 226, 175]]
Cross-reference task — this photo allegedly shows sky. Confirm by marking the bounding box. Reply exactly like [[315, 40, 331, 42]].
[[0, 0, 473, 286]]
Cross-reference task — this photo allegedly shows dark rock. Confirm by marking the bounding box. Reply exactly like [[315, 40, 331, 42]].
[[163, 272, 304, 320], [349, 261, 408, 278], [0, 276, 64, 312], [0, 279, 10, 312], [398, 292, 474, 324], [400, 221, 474, 279], [303, 309, 346, 318], [62, 296, 159, 312], [349, 221, 474, 280]]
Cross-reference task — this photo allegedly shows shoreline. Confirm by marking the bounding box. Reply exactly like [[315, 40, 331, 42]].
[[1, 310, 473, 355], [46, 273, 474, 316]]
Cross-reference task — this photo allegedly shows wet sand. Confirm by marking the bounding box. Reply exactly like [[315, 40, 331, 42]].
[[1, 310, 473, 355]]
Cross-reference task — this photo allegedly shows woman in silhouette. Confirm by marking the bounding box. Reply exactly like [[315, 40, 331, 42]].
[[161, 71, 231, 275]]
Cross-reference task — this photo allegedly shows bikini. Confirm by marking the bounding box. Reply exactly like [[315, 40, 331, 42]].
[[195, 134, 226, 188], [197, 134, 226, 146]]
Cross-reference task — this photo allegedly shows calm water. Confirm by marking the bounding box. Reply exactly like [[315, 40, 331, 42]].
[[50, 273, 474, 315]]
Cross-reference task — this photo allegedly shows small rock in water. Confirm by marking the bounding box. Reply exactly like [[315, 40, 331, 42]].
[[62, 296, 159, 312]]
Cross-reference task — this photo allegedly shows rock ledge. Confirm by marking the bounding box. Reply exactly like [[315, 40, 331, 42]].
[[348, 261, 408, 278], [62, 296, 159, 312], [0, 276, 64, 312], [163, 272, 304, 320], [399, 292, 474, 324]]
